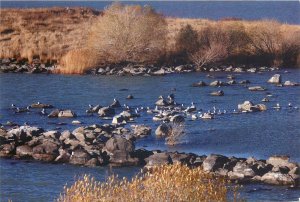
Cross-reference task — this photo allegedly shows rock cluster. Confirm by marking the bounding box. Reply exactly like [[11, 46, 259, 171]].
[[1, 58, 282, 76], [0, 58, 54, 73], [1, 125, 299, 187]]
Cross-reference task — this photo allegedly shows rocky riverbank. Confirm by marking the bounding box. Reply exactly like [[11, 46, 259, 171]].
[[0, 58, 283, 76], [1, 124, 299, 187]]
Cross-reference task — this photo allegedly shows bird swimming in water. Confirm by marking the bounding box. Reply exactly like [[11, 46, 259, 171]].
[[40, 108, 47, 115], [273, 103, 281, 109]]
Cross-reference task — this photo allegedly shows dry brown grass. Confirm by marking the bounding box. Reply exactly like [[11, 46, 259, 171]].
[[1, 5, 300, 72], [54, 48, 103, 74], [0, 7, 99, 63], [58, 164, 239, 202]]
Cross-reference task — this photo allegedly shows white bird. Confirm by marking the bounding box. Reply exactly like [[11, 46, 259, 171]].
[[273, 103, 281, 109], [191, 114, 197, 120], [288, 103, 292, 107]]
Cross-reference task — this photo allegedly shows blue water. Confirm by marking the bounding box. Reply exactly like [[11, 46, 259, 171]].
[[0, 70, 300, 201], [1, 1, 299, 24]]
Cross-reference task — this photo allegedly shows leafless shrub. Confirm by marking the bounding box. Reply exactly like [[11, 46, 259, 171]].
[[88, 3, 167, 64], [191, 43, 228, 69]]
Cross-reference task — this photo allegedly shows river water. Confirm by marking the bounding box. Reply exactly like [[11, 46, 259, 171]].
[[1, 1, 300, 24], [0, 69, 300, 201], [1, 1, 300, 201]]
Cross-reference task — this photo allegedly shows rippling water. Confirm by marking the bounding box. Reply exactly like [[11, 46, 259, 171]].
[[1, 1, 300, 24], [0, 70, 300, 201]]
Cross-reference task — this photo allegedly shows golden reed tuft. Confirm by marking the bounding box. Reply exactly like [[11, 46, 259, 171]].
[[58, 164, 241, 202]]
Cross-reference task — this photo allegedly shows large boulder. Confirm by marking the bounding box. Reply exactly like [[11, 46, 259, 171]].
[[232, 162, 256, 178], [98, 107, 115, 117], [108, 150, 139, 166], [131, 125, 152, 138], [202, 154, 229, 172], [284, 81, 299, 86], [32, 140, 59, 162], [266, 155, 296, 170], [16, 145, 33, 158], [170, 115, 185, 124], [73, 132, 86, 143], [155, 124, 171, 137], [155, 98, 168, 106], [7, 126, 43, 144], [48, 109, 60, 118], [103, 137, 137, 166], [55, 149, 71, 163], [144, 152, 173, 169], [268, 74, 281, 84], [104, 137, 134, 155], [261, 172, 296, 186], [43, 131, 60, 139], [69, 149, 91, 165], [103, 137, 133, 164], [238, 101, 264, 112], [112, 115, 126, 125], [0, 143, 15, 157], [58, 110, 77, 118]]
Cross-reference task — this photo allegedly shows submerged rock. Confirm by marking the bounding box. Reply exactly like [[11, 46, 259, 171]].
[[30, 103, 53, 108], [210, 90, 224, 96], [248, 86, 266, 91], [192, 81, 207, 87]]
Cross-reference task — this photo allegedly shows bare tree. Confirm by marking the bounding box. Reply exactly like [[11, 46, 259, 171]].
[[88, 3, 167, 64]]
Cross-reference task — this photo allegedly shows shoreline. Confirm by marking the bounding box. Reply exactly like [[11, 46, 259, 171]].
[[0, 58, 285, 76], [1, 124, 299, 187]]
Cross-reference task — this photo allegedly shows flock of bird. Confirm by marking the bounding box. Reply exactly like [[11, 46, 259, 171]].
[[8, 93, 299, 125]]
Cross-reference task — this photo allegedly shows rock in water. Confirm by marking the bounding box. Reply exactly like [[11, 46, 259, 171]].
[[145, 152, 173, 169], [210, 90, 224, 96], [131, 125, 152, 138], [268, 74, 281, 84], [155, 124, 171, 137], [192, 81, 207, 87], [98, 107, 115, 117], [48, 109, 60, 118], [202, 154, 229, 172], [58, 110, 77, 118], [248, 86, 266, 91]]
